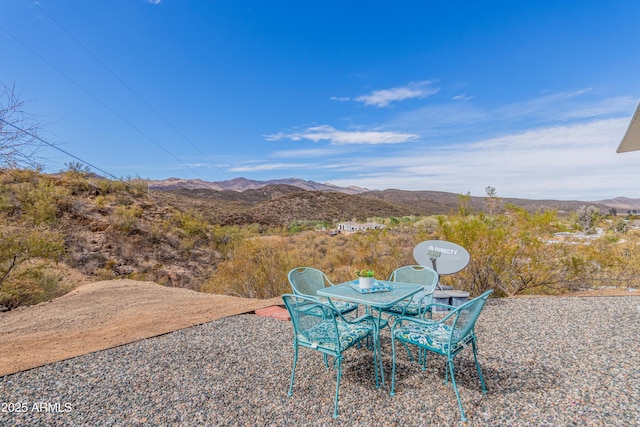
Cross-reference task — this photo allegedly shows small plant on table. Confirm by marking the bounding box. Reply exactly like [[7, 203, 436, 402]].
[[355, 269, 375, 288], [355, 269, 375, 278]]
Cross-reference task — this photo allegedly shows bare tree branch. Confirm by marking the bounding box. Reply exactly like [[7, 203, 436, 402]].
[[0, 83, 47, 169]]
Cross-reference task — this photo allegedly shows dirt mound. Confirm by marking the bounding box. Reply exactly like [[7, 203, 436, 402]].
[[0, 279, 279, 377]]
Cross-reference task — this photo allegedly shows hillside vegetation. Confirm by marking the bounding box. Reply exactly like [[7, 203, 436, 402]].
[[1, 168, 639, 309]]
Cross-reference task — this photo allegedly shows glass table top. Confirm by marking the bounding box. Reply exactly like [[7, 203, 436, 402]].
[[317, 280, 423, 308]]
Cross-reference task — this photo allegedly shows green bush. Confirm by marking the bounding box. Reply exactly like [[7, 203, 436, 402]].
[[16, 177, 70, 224], [202, 237, 301, 298], [61, 162, 91, 193], [0, 227, 66, 308], [112, 205, 143, 233], [0, 267, 70, 308]]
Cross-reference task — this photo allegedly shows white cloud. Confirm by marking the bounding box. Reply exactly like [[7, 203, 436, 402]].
[[561, 96, 637, 119], [329, 117, 634, 199], [256, 91, 639, 200], [489, 89, 634, 123], [146, 0, 161, 4], [271, 147, 344, 158], [453, 93, 474, 101], [230, 162, 307, 172], [354, 80, 439, 107], [265, 125, 419, 145], [230, 160, 351, 173], [385, 91, 637, 142]]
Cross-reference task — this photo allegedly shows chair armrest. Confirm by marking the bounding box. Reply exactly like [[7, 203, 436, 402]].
[[423, 302, 455, 311], [394, 301, 461, 326], [346, 313, 375, 324], [393, 315, 439, 328], [421, 302, 465, 322], [336, 310, 374, 325]]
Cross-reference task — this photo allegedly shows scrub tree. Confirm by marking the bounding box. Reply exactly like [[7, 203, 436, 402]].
[[0, 83, 49, 169]]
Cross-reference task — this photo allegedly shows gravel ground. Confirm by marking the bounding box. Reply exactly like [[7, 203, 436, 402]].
[[1, 296, 639, 426]]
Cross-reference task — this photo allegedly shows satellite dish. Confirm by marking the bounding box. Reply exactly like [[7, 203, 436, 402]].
[[413, 240, 470, 275]]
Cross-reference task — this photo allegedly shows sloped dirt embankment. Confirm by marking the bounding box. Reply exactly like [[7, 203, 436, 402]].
[[0, 280, 279, 377]]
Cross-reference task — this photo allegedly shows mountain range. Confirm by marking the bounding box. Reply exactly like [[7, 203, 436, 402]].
[[148, 177, 640, 214], [148, 177, 368, 194]]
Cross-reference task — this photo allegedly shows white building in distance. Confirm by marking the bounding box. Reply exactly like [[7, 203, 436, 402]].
[[337, 221, 385, 232]]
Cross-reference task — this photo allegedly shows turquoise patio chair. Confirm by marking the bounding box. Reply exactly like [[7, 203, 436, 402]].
[[390, 290, 493, 422], [282, 294, 378, 418], [380, 265, 439, 365], [288, 267, 358, 316], [381, 265, 439, 319]]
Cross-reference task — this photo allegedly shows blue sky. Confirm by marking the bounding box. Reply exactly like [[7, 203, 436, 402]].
[[2, 1, 640, 200]]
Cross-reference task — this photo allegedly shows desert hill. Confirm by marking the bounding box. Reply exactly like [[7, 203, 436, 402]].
[[151, 185, 418, 225], [242, 191, 416, 224], [152, 184, 620, 223], [596, 197, 640, 212], [361, 189, 615, 216], [2, 169, 638, 310], [149, 176, 368, 194], [150, 177, 639, 215]]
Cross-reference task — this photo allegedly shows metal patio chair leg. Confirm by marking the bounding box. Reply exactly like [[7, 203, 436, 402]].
[[448, 358, 468, 422], [288, 344, 298, 397], [389, 290, 493, 422]]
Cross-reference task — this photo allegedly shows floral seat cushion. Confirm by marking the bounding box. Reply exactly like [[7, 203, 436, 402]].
[[385, 300, 424, 316], [298, 320, 372, 352], [298, 300, 357, 316], [393, 322, 465, 354], [330, 301, 358, 314]]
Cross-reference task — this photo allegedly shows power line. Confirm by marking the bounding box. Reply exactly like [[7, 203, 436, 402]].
[[0, 24, 206, 180], [0, 117, 207, 219], [32, 1, 232, 180], [1, 116, 124, 183]]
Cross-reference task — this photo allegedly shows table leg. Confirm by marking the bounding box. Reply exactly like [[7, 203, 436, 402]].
[[375, 310, 385, 386]]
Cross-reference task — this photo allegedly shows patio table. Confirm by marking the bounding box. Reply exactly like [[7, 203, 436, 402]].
[[317, 279, 423, 386]]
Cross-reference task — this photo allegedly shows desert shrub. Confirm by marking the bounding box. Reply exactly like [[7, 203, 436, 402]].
[[110, 180, 128, 193], [169, 211, 209, 238], [93, 265, 118, 281], [61, 162, 91, 193], [162, 211, 213, 251], [96, 178, 113, 194], [436, 205, 586, 296], [94, 195, 108, 209], [208, 224, 250, 257], [112, 205, 143, 234], [286, 219, 331, 234], [16, 177, 70, 224], [565, 236, 640, 291], [0, 183, 15, 213], [573, 205, 602, 234], [203, 237, 302, 298], [0, 265, 71, 309], [0, 227, 65, 307], [615, 236, 640, 289], [203, 227, 428, 299], [413, 216, 440, 235], [124, 176, 148, 196], [146, 222, 165, 244], [6, 168, 40, 183], [288, 222, 303, 234]]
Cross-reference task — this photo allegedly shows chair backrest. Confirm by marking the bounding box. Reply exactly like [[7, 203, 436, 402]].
[[389, 265, 439, 301], [449, 290, 493, 345], [282, 294, 340, 350], [288, 267, 332, 297]]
